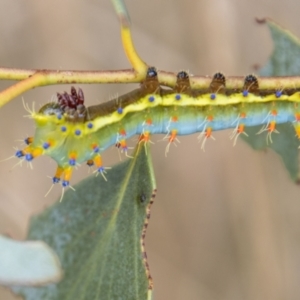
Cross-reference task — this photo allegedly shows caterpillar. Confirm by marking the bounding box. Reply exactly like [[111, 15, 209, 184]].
[[15, 67, 300, 187]]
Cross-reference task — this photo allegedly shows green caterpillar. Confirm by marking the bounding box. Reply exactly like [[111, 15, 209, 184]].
[[15, 67, 300, 187]]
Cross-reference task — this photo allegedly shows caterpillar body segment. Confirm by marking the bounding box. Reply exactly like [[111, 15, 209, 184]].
[[16, 68, 300, 186]]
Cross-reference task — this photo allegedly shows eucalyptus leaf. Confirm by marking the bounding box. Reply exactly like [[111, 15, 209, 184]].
[[260, 18, 300, 76], [242, 19, 300, 181], [13, 143, 156, 300], [0, 235, 62, 286]]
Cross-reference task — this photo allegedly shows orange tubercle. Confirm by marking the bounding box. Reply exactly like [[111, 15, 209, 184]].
[[119, 128, 127, 136], [93, 154, 103, 168], [271, 109, 278, 116], [54, 166, 64, 180], [295, 113, 300, 122], [205, 127, 213, 138], [119, 139, 128, 150], [169, 129, 178, 142], [240, 112, 247, 119], [68, 152, 77, 166], [237, 124, 245, 134], [61, 167, 73, 187], [145, 118, 153, 126], [171, 116, 178, 122], [139, 131, 151, 143], [268, 120, 277, 132]]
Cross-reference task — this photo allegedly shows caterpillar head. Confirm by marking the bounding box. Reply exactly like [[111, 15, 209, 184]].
[[17, 87, 97, 188]]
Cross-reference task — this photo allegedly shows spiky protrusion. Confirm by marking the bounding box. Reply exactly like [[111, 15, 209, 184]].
[[56, 87, 87, 121]]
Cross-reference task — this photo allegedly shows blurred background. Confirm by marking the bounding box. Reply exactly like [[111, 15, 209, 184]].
[[1, 0, 300, 299]]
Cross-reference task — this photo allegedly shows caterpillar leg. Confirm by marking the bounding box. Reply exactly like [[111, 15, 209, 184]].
[[45, 166, 65, 198], [256, 120, 279, 144], [45, 166, 75, 201], [118, 139, 133, 158], [138, 131, 154, 155], [198, 127, 215, 152], [14, 145, 43, 170], [93, 154, 111, 181], [163, 129, 180, 157], [229, 123, 248, 146]]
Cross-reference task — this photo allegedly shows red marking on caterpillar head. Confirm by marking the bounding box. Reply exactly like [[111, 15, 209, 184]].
[[57, 87, 85, 110]]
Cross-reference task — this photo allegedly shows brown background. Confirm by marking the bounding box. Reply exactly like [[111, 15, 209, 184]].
[[1, 0, 300, 299]]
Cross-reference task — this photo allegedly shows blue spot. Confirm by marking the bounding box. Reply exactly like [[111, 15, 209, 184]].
[[15, 150, 24, 158], [275, 90, 282, 98], [57, 114, 62, 120], [43, 142, 50, 150], [97, 166, 105, 173], [148, 96, 155, 102], [75, 129, 81, 136], [62, 180, 69, 187], [25, 153, 33, 161], [87, 122, 93, 129], [93, 146, 100, 153], [69, 158, 76, 166], [61, 126, 67, 132], [117, 107, 123, 114], [175, 94, 181, 100], [210, 93, 216, 100], [52, 177, 60, 184], [242, 90, 248, 97]]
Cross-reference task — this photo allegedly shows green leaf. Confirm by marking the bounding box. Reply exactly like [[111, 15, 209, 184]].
[[242, 123, 299, 181], [0, 235, 62, 286], [13, 143, 156, 300], [260, 18, 300, 76], [242, 19, 300, 181]]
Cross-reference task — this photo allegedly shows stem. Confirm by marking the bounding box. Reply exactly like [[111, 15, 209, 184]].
[[111, 0, 148, 76]]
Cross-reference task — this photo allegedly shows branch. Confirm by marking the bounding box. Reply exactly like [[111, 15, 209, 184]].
[[0, 0, 300, 109]]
